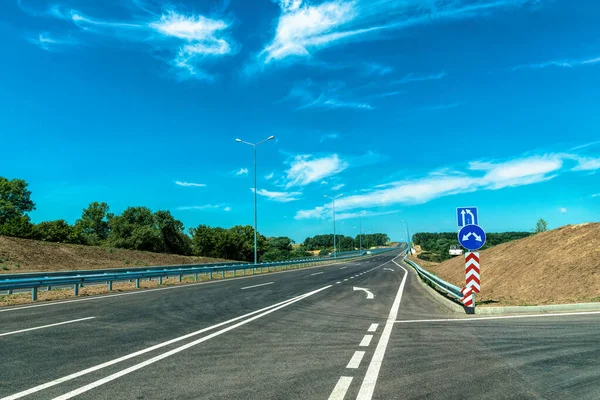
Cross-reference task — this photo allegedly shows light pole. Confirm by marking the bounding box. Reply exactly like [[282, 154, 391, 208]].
[[400, 219, 410, 255], [324, 193, 343, 258], [235, 135, 275, 265], [359, 215, 363, 252]]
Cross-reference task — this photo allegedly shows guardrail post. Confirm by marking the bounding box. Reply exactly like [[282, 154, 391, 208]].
[[108, 281, 113, 291], [242, 268, 245, 276], [135, 278, 140, 289], [221, 270, 224, 278], [7, 289, 13, 294], [32, 287, 38, 301], [47, 286, 52, 291], [74, 284, 79, 296], [158, 276, 163, 285], [178, 275, 182, 282], [194, 273, 198, 282], [209, 271, 213, 280]]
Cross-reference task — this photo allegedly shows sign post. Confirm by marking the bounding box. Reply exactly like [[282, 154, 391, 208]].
[[457, 207, 485, 311]]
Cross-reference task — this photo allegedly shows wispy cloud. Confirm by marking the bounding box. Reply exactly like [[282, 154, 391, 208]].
[[285, 80, 373, 110], [265, 172, 275, 180], [236, 168, 249, 176], [391, 72, 446, 85], [559, 207, 567, 213], [252, 188, 302, 202], [571, 156, 600, 171], [294, 151, 594, 219], [22, 3, 235, 80], [27, 32, 77, 51], [592, 193, 600, 198], [177, 204, 229, 211], [258, 0, 536, 66], [570, 141, 600, 151], [513, 54, 600, 71], [285, 154, 348, 188], [332, 183, 345, 191], [175, 181, 206, 187], [320, 133, 340, 142], [362, 62, 393, 76]]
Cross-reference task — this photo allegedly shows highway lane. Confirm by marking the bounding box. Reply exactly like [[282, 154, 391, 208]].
[[0, 251, 405, 399], [2, 248, 599, 399]]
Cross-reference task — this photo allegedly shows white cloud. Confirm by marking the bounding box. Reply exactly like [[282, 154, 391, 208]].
[[294, 152, 577, 219], [363, 62, 393, 76], [27, 4, 234, 80], [252, 188, 302, 202], [571, 156, 600, 171], [469, 155, 563, 189], [265, 172, 275, 180], [175, 181, 206, 187], [559, 207, 567, 213], [285, 80, 373, 110], [592, 193, 600, 198], [332, 183, 345, 191], [224, 206, 232, 212], [259, 0, 534, 65], [513, 54, 600, 71], [27, 32, 77, 51], [285, 154, 348, 188], [236, 168, 249, 176], [391, 72, 446, 85], [570, 141, 600, 151], [320, 133, 340, 142]]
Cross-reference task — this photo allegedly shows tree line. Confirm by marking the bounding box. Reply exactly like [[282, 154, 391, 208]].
[[412, 231, 533, 262], [1, 177, 391, 263]]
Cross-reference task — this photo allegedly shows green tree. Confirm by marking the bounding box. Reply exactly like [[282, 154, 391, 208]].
[[0, 215, 34, 238], [106, 206, 162, 252], [533, 218, 548, 233], [33, 220, 74, 243], [75, 202, 111, 245], [0, 177, 36, 224], [154, 210, 192, 255]]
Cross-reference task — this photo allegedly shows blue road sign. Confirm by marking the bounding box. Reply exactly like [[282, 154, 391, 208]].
[[458, 224, 486, 251], [457, 207, 478, 227]]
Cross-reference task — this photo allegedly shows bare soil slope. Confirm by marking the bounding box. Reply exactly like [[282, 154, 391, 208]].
[[420, 223, 600, 306], [0, 236, 233, 274]]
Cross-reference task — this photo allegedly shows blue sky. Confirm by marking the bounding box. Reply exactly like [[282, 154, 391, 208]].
[[1, 0, 599, 242]]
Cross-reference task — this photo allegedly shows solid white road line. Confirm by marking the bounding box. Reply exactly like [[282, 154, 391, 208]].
[[328, 377, 353, 400], [0, 317, 96, 337], [359, 335, 373, 347], [50, 286, 332, 400], [1, 290, 322, 400], [310, 272, 324, 276], [394, 310, 600, 324], [346, 351, 365, 369], [240, 282, 274, 290], [356, 257, 408, 400], [367, 323, 379, 332]]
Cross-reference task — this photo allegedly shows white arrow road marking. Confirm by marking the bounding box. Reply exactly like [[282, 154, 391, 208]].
[[353, 287, 374, 299], [383, 268, 394, 271]]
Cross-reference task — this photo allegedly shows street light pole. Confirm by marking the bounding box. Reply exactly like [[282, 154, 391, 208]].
[[236, 136, 275, 265], [359, 215, 362, 252], [325, 193, 343, 258]]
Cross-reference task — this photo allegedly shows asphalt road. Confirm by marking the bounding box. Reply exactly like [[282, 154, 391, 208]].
[[1, 249, 598, 400]]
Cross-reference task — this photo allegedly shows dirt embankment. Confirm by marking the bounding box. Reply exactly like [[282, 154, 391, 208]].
[[413, 223, 600, 306], [0, 236, 233, 274]]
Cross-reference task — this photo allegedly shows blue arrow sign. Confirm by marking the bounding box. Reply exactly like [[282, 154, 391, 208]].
[[458, 224, 486, 251], [457, 207, 478, 227]]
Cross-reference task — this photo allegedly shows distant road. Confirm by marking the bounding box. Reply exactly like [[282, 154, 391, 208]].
[[1, 249, 599, 399]]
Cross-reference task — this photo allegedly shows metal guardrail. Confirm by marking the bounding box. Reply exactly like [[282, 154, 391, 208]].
[[0, 247, 399, 300], [403, 256, 463, 301]]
